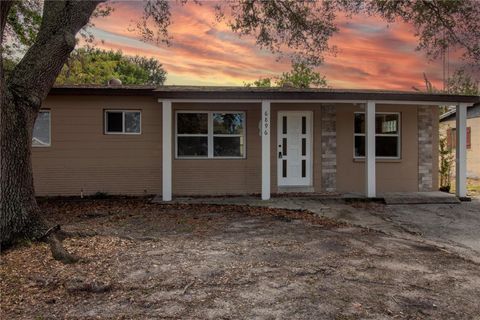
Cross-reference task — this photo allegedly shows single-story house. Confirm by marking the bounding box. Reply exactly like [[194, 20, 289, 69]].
[[32, 85, 479, 200], [440, 103, 480, 180]]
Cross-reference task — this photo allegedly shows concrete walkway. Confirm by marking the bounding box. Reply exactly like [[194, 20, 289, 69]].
[[159, 195, 480, 263]]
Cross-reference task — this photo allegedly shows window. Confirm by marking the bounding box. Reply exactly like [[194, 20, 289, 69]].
[[447, 127, 471, 150], [354, 112, 400, 158], [105, 110, 141, 134], [32, 110, 51, 147], [176, 111, 245, 158]]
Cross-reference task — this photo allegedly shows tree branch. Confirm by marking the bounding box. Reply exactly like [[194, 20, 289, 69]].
[[6, 0, 103, 108], [0, 0, 14, 46]]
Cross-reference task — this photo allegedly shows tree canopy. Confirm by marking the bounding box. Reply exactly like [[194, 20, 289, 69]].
[[245, 62, 328, 88], [216, 0, 480, 68], [413, 69, 479, 96], [55, 48, 167, 85]]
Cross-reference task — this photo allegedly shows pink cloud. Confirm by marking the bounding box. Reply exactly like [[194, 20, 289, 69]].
[[86, 1, 453, 90]]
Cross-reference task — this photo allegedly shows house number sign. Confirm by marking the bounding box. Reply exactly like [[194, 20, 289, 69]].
[[263, 110, 269, 136]]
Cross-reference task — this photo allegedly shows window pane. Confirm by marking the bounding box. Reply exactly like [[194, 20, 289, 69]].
[[214, 136, 243, 157], [107, 112, 123, 132], [213, 113, 244, 134], [177, 136, 208, 157], [125, 112, 141, 133], [376, 114, 399, 134], [354, 113, 365, 133], [354, 136, 365, 157], [177, 113, 208, 134], [355, 136, 399, 157], [32, 112, 50, 146], [376, 136, 399, 157]]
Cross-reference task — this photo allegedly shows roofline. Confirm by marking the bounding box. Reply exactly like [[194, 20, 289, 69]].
[[153, 89, 479, 103], [440, 109, 457, 121], [48, 86, 480, 104], [49, 86, 156, 96], [440, 103, 480, 121]]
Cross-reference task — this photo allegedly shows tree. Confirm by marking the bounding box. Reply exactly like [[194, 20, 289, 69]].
[[245, 62, 328, 88], [445, 69, 479, 96], [217, 0, 480, 67], [412, 70, 479, 114], [2, 0, 480, 250], [439, 130, 454, 192], [56, 48, 167, 85], [1, 1, 104, 252]]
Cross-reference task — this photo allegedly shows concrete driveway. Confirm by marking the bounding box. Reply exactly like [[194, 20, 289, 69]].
[[381, 198, 480, 261], [174, 196, 480, 263]]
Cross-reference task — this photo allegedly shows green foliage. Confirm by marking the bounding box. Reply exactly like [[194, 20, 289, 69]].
[[3, 1, 113, 57], [446, 69, 480, 96], [245, 62, 327, 88], [414, 69, 479, 96], [4, 0, 42, 56], [246, 78, 273, 88], [1, 56, 18, 80], [439, 130, 454, 192], [55, 48, 167, 85], [277, 62, 328, 88]]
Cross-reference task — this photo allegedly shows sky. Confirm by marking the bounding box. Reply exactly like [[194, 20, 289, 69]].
[[86, 1, 458, 90]]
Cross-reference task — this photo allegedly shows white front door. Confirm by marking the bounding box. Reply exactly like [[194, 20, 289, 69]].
[[277, 111, 313, 186]]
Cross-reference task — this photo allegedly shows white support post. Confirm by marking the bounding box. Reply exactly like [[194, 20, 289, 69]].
[[455, 103, 468, 198], [261, 101, 271, 200], [365, 101, 376, 197], [162, 100, 172, 201]]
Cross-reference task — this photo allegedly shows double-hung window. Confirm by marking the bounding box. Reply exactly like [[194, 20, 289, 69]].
[[176, 111, 245, 158], [105, 110, 141, 134], [354, 112, 400, 159], [32, 110, 51, 147]]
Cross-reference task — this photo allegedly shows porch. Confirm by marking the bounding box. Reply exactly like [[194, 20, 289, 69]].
[[156, 88, 477, 201]]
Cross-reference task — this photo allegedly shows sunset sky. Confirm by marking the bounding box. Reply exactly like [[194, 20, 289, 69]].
[[87, 1, 459, 90]]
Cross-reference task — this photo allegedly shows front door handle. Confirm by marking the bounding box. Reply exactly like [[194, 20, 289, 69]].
[[278, 151, 282, 159]]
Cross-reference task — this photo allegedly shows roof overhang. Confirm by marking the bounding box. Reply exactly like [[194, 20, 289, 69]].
[[49, 85, 480, 105]]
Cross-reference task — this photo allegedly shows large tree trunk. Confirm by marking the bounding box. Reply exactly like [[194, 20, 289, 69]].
[[0, 88, 47, 245], [0, 0, 102, 247]]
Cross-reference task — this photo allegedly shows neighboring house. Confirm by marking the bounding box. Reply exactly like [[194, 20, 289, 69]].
[[440, 103, 480, 180], [31, 86, 479, 200]]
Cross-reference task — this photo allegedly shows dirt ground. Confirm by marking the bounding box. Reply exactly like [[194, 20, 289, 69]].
[[1, 198, 480, 319]]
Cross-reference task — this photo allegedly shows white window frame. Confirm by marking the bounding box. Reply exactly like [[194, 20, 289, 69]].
[[353, 111, 401, 160], [175, 110, 246, 159], [104, 110, 142, 135], [32, 110, 51, 147]]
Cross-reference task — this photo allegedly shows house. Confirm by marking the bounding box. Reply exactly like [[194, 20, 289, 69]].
[[32, 85, 479, 200], [440, 103, 480, 180]]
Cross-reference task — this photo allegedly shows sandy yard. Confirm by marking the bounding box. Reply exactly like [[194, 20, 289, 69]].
[[1, 198, 479, 319]]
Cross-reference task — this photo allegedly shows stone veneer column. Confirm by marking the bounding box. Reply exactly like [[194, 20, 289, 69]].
[[321, 105, 337, 192], [418, 106, 434, 191]]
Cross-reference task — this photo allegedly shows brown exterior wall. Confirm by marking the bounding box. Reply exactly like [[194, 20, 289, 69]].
[[336, 104, 426, 193], [33, 95, 439, 196], [172, 103, 262, 195], [33, 95, 163, 196]]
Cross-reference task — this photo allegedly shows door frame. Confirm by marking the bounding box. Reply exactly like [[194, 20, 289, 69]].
[[276, 111, 313, 187]]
